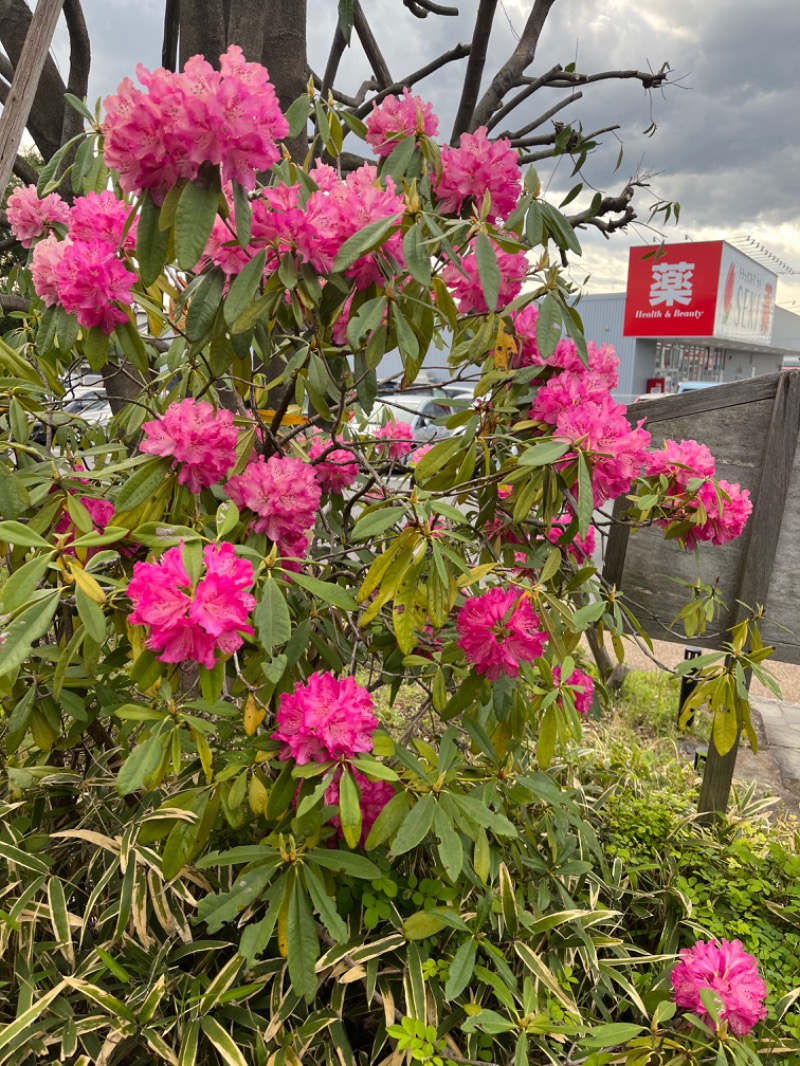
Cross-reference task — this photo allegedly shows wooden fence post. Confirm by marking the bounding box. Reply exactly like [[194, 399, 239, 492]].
[[698, 370, 800, 819], [0, 0, 66, 195]]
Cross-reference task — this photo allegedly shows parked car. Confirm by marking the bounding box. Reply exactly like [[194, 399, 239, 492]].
[[30, 388, 112, 444]]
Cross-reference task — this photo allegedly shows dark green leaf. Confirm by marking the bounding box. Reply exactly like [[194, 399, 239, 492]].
[[390, 793, 435, 856], [0, 591, 61, 679], [445, 938, 476, 1000], [474, 232, 500, 312], [137, 191, 170, 286], [174, 171, 222, 271], [184, 268, 225, 342], [115, 457, 172, 513], [290, 572, 358, 611], [224, 250, 266, 328], [333, 214, 401, 273], [287, 878, 319, 1002]]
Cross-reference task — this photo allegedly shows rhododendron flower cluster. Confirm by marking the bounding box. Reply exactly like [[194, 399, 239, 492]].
[[457, 587, 547, 680], [308, 434, 359, 493], [128, 542, 255, 668], [325, 771, 396, 845], [373, 419, 414, 461], [671, 938, 767, 1035], [225, 454, 321, 566], [444, 243, 528, 314], [6, 185, 70, 248], [644, 439, 752, 547], [17, 184, 138, 332], [53, 239, 136, 333], [552, 665, 595, 715], [54, 495, 114, 558], [529, 352, 650, 504], [272, 672, 378, 764], [103, 46, 289, 202], [437, 127, 521, 220], [365, 88, 439, 157], [546, 515, 596, 563], [140, 399, 238, 493]]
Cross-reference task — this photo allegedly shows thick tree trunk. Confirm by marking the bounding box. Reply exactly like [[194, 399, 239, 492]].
[[261, 0, 308, 162]]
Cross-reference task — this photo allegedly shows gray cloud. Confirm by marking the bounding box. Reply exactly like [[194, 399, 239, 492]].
[[42, 0, 800, 304]]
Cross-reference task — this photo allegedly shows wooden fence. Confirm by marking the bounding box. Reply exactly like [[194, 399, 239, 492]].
[[602, 369, 800, 813]]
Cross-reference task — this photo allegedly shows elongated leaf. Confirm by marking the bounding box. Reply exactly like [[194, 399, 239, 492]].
[[403, 224, 432, 287], [333, 214, 401, 272], [137, 191, 170, 286], [0, 591, 61, 679], [175, 173, 222, 271], [224, 250, 266, 327], [517, 439, 570, 468], [474, 231, 501, 312], [287, 878, 319, 1002], [115, 457, 172, 514], [309, 850, 381, 879], [289, 572, 358, 611], [255, 579, 292, 653], [116, 732, 165, 795], [184, 267, 225, 341], [445, 937, 477, 1000], [197, 866, 274, 933], [390, 793, 435, 856], [0, 520, 51, 548], [304, 864, 348, 943], [199, 1017, 248, 1066]]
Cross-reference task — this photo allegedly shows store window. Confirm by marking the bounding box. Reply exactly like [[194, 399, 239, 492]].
[[654, 342, 726, 392]]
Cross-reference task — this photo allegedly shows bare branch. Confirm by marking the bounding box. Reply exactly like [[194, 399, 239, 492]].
[[321, 24, 347, 97], [403, 0, 459, 16], [0, 294, 30, 313], [517, 62, 672, 93], [0, 50, 14, 84], [566, 180, 639, 237], [470, 0, 557, 132], [352, 43, 470, 118], [60, 0, 91, 146], [505, 91, 580, 142], [161, 0, 180, 71], [486, 63, 564, 133], [450, 0, 497, 142], [353, 0, 392, 90], [13, 151, 37, 184]]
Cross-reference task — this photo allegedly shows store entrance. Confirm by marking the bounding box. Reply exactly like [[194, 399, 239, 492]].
[[654, 342, 727, 392]]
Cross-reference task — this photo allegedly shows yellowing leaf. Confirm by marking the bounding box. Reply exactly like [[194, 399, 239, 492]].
[[243, 694, 266, 736], [493, 321, 517, 370]]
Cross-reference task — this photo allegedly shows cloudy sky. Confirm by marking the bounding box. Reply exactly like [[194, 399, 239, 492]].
[[45, 0, 800, 307]]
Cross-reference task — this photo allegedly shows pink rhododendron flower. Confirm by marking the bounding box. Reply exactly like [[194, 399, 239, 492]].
[[307, 164, 404, 289], [128, 542, 255, 668], [308, 433, 359, 493], [365, 88, 439, 157], [103, 46, 288, 203], [30, 234, 67, 307], [643, 440, 752, 547], [53, 239, 136, 334], [225, 453, 321, 561], [546, 515, 596, 563], [409, 442, 433, 465], [7, 185, 70, 248], [552, 664, 595, 715], [251, 183, 334, 276], [54, 495, 114, 559], [373, 419, 414, 461], [443, 244, 528, 314], [437, 126, 521, 220], [68, 191, 131, 248], [457, 586, 547, 680], [671, 938, 767, 1035], [325, 770, 395, 845], [200, 215, 251, 275], [272, 672, 378, 764], [140, 398, 238, 492]]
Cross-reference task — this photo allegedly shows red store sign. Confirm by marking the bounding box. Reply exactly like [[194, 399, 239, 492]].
[[623, 241, 776, 344]]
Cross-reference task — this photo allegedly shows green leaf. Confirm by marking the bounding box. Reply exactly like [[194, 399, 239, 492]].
[[175, 171, 222, 271], [337, 769, 363, 849], [199, 1017, 248, 1066], [413, 433, 464, 481], [517, 438, 570, 468], [537, 705, 557, 769], [115, 456, 172, 514], [285, 95, 313, 140], [255, 579, 292, 654], [337, 0, 355, 42], [434, 805, 463, 883], [403, 910, 451, 940], [115, 731, 165, 795], [231, 179, 252, 248], [308, 849, 381, 879], [197, 867, 274, 933], [364, 790, 408, 849], [0, 521, 51, 548], [577, 452, 594, 536], [403, 223, 432, 287], [184, 267, 225, 342], [290, 571, 358, 611], [0, 591, 61, 679], [445, 937, 476, 1000], [304, 864, 348, 942], [84, 325, 110, 371], [137, 191, 170, 286], [580, 1024, 646, 1049], [541, 201, 582, 256], [351, 507, 405, 541], [287, 877, 319, 1002], [75, 587, 107, 644], [333, 214, 402, 272], [474, 231, 501, 312], [382, 135, 417, 184], [0, 840, 51, 875], [390, 793, 435, 856], [535, 293, 562, 360], [1, 553, 53, 612], [224, 250, 266, 328], [131, 522, 202, 548]]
